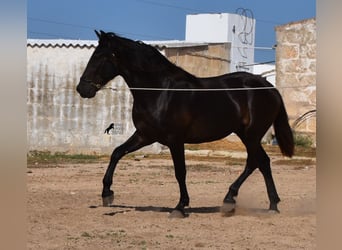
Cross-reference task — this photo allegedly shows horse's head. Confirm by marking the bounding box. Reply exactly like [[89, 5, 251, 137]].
[[76, 30, 119, 98]]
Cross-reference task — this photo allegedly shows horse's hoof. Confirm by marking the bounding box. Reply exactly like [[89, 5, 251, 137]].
[[269, 203, 280, 213], [169, 209, 186, 219], [268, 209, 280, 214], [102, 194, 114, 207], [220, 202, 236, 216]]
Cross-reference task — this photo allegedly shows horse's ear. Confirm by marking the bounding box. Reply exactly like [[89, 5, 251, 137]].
[[95, 30, 101, 39]]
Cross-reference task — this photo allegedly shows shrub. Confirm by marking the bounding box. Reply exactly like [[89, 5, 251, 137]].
[[293, 133, 314, 148]]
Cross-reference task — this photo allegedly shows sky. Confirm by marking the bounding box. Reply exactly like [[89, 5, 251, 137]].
[[27, 0, 316, 63]]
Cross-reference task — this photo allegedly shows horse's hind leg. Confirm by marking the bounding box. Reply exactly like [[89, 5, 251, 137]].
[[257, 146, 280, 212], [222, 141, 281, 214], [221, 133, 260, 213], [222, 154, 257, 214]]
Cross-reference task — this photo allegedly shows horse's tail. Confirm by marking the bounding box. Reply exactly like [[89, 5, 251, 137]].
[[273, 100, 294, 157]]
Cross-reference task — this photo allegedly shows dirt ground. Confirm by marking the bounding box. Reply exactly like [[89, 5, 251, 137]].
[[27, 141, 316, 249]]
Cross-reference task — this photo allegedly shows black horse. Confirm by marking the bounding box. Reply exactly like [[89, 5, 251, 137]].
[[76, 30, 294, 216]]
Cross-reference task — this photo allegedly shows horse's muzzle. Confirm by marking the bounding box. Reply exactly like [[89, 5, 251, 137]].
[[76, 80, 97, 98]]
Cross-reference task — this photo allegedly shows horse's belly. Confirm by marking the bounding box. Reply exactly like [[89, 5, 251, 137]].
[[184, 132, 233, 144], [183, 116, 237, 143]]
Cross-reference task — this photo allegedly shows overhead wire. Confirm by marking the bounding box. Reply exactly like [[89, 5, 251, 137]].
[[27, 71, 315, 92], [28, 17, 175, 40], [28, 1, 282, 42], [27, 4, 289, 87], [100, 84, 315, 92]]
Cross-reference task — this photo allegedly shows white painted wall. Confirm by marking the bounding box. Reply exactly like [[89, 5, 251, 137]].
[[27, 43, 138, 154], [27, 39, 226, 154]]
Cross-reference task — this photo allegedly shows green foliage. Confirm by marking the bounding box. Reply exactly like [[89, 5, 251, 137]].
[[293, 133, 314, 148], [27, 150, 105, 165]]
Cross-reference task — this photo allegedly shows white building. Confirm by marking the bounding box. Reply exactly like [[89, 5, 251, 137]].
[[252, 64, 276, 86], [185, 13, 256, 73]]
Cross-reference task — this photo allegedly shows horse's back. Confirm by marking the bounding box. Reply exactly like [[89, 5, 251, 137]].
[[191, 72, 283, 139], [133, 71, 283, 144], [201, 71, 274, 89]]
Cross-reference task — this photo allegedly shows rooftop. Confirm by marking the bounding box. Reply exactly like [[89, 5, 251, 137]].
[[27, 39, 212, 49]]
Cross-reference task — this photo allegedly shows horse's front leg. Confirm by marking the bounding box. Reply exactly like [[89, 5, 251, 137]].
[[169, 143, 190, 218], [102, 131, 151, 206]]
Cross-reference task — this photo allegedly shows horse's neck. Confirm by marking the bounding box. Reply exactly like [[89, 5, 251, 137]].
[[120, 63, 175, 87], [118, 60, 196, 101], [121, 71, 157, 88], [119, 70, 164, 102]]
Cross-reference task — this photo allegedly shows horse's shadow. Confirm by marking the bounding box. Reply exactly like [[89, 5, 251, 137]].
[[89, 204, 222, 217]]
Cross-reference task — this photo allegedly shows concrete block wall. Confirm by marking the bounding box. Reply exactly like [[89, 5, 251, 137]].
[[27, 41, 230, 154], [27, 44, 136, 154]]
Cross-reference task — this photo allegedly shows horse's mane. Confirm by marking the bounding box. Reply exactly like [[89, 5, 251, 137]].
[[107, 32, 195, 79]]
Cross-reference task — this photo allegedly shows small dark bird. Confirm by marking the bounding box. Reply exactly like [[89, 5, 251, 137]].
[[104, 123, 114, 134]]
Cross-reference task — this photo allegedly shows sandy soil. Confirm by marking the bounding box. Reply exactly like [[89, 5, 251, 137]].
[[27, 146, 316, 249]]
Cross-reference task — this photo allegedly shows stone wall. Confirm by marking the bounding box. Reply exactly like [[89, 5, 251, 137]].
[[275, 18, 316, 134], [165, 43, 230, 77], [27, 41, 230, 154]]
